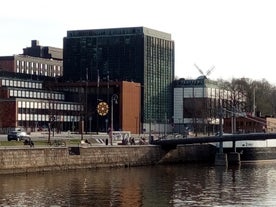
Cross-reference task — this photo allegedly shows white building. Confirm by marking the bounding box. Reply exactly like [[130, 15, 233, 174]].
[[173, 77, 246, 135]]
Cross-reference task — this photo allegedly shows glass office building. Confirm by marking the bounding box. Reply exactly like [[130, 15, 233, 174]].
[[63, 27, 174, 131]]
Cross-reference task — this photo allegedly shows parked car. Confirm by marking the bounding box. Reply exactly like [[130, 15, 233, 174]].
[[7, 131, 29, 141]]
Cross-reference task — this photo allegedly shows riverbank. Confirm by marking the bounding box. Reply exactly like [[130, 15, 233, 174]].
[[0, 144, 216, 174]]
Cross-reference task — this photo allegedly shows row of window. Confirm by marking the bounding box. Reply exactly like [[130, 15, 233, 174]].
[[10, 90, 65, 101], [16, 67, 61, 77], [175, 87, 246, 102], [2, 79, 42, 89], [181, 87, 234, 100], [16, 60, 61, 71], [16, 60, 61, 69], [18, 101, 82, 111], [16, 60, 62, 77], [18, 114, 80, 122]]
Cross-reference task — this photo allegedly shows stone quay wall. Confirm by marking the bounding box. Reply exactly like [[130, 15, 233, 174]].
[[0, 144, 216, 174]]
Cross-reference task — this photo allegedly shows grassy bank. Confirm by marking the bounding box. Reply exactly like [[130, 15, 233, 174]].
[[0, 139, 87, 147]]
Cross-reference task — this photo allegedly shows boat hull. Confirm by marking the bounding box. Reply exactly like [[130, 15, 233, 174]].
[[224, 147, 276, 161], [213, 140, 276, 161]]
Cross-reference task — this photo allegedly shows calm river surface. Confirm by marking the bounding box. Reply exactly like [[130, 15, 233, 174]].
[[1, 162, 276, 207]]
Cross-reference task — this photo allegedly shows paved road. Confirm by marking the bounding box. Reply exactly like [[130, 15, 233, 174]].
[[0, 132, 109, 142], [1, 131, 149, 146]]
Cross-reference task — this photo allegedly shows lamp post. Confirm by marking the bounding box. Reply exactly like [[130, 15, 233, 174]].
[[72, 117, 75, 132], [89, 116, 92, 133], [105, 118, 109, 133], [135, 116, 138, 134], [110, 94, 118, 145], [48, 115, 55, 144]]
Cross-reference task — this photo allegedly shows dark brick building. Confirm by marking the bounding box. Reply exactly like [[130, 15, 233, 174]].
[[50, 80, 141, 134], [23, 40, 63, 60], [63, 27, 174, 133]]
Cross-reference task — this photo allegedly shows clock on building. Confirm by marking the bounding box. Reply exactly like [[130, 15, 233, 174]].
[[97, 102, 109, 116]]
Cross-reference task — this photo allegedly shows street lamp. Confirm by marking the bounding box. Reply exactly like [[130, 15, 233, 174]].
[[110, 94, 118, 145], [105, 118, 109, 133], [72, 117, 75, 132], [48, 115, 55, 144], [135, 116, 138, 134]]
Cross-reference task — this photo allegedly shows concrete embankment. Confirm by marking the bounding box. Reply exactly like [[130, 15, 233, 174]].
[[0, 144, 216, 174]]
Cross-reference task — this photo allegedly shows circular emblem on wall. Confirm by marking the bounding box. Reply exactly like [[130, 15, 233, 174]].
[[97, 102, 109, 116]]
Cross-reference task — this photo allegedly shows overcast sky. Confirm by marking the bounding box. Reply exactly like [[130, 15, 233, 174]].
[[1, 0, 276, 84]]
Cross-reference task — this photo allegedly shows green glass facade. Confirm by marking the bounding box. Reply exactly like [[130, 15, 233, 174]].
[[63, 27, 174, 127]]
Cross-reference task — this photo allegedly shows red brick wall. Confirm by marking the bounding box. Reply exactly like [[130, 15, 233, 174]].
[[0, 88, 10, 99], [0, 101, 17, 128], [0, 59, 15, 72], [121, 81, 141, 134], [224, 116, 265, 133]]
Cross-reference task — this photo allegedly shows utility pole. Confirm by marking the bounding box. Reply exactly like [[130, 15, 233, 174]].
[[219, 103, 224, 153], [110, 94, 118, 145], [96, 69, 99, 134]]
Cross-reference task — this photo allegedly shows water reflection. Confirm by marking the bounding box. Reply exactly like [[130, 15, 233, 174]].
[[1, 162, 276, 206]]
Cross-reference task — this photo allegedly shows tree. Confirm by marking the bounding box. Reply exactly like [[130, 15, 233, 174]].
[[218, 78, 276, 117]]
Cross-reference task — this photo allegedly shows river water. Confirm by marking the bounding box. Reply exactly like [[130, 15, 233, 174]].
[[1, 162, 276, 207]]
